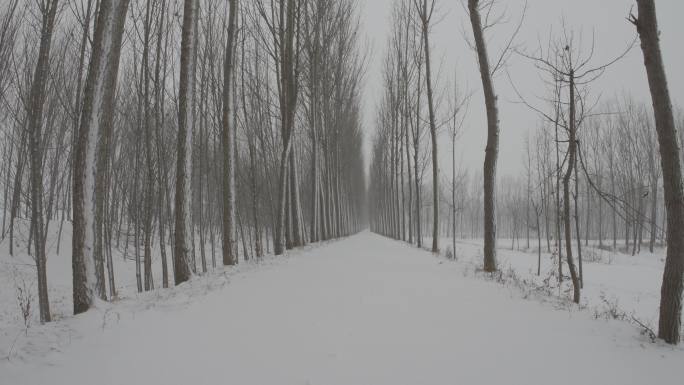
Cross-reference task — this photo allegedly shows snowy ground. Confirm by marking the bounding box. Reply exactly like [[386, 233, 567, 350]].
[[0, 218, 175, 362], [447, 237, 674, 333], [2, 230, 682, 385]]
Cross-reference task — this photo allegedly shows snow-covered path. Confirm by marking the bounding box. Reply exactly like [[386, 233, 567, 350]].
[[3, 232, 682, 385]]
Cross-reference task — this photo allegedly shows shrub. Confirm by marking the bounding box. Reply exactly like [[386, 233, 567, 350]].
[[444, 246, 455, 261]]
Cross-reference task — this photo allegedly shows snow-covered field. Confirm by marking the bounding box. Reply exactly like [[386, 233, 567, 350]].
[[0, 218, 175, 362], [1, 229, 682, 385], [447, 237, 673, 333]]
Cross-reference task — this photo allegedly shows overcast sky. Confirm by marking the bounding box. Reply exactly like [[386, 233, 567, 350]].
[[358, 0, 684, 179]]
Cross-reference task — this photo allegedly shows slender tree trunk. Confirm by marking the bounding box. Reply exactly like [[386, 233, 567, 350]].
[[563, 71, 581, 304], [555, 100, 563, 281], [133, 147, 142, 292], [250, 140, 262, 257], [413, 64, 422, 248], [405, 103, 413, 244], [154, 0, 169, 288], [309, 62, 320, 243], [452, 130, 457, 259], [418, 1, 439, 253], [28, 0, 60, 323], [275, 150, 290, 254], [536, 205, 541, 276], [575, 164, 583, 288], [141, 0, 155, 290], [610, 162, 618, 249], [221, 0, 238, 266], [174, 0, 197, 284], [584, 180, 590, 247], [289, 147, 304, 246], [274, 0, 298, 255], [469, 0, 499, 271]]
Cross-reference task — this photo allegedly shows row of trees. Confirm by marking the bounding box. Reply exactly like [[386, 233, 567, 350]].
[[405, 93, 671, 258], [369, 0, 512, 272], [0, 0, 366, 322], [368, 0, 444, 254], [369, 0, 683, 344]]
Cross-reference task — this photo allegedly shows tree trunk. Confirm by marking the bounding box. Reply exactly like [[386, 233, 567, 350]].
[[274, 0, 298, 255], [633, 0, 684, 344], [469, 0, 499, 271], [28, 0, 60, 323], [555, 100, 563, 282], [141, 0, 155, 290], [154, 0, 169, 288], [289, 148, 304, 246], [418, 0, 440, 253], [174, 0, 197, 284], [536, 205, 541, 276], [405, 101, 413, 244], [575, 163, 583, 288], [452, 130, 457, 259], [221, 0, 238, 266], [73, 0, 130, 314], [563, 71, 581, 304]]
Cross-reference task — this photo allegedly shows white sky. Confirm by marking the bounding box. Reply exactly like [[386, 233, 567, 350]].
[[358, 0, 684, 179]]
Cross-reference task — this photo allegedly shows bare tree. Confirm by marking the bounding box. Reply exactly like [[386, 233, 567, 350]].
[[221, 0, 239, 266], [467, 0, 499, 271], [27, 0, 60, 323], [414, 0, 440, 253], [73, 0, 130, 314], [276, 0, 302, 255], [174, 0, 197, 285], [630, 0, 684, 345]]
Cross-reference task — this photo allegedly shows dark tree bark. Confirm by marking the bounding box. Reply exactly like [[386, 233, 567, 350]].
[[468, 0, 499, 271], [73, 0, 130, 314], [563, 71, 580, 303], [221, 0, 239, 266], [274, 0, 300, 255], [416, 0, 439, 254], [631, 0, 684, 344], [28, 0, 60, 323], [174, 0, 198, 285]]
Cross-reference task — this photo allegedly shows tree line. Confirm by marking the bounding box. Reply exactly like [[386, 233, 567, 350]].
[[0, 0, 366, 323], [369, 0, 684, 345]]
